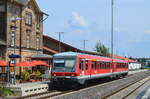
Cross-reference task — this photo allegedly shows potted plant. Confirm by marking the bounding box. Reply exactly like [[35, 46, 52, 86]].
[[35, 70, 42, 81], [20, 71, 30, 83]]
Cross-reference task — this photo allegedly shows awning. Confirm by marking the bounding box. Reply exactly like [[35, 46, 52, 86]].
[[30, 53, 52, 59], [17, 62, 35, 67], [31, 60, 49, 67]]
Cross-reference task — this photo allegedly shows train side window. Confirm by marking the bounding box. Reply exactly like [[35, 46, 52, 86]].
[[107, 63, 109, 69], [92, 61, 94, 69], [107, 63, 110, 69], [86, 60, 88, 70], [106, 62, 108, 69], [99, 62, 102, 69], [97, 62, 100, 69], [104, 62, 106, 69], [105, 62, 107, 69], [108, 63, 110, 69], [101, 62, 103, 69], [124, 63, 126, 68], [92, 61, 96, 70], [117, 63, 119, 68], [126, 63, 128, 68], [119, 63, 121, 68], [95, 61, 97, 69], [102, 62, 105, 69], [100, 62, 102, 69]]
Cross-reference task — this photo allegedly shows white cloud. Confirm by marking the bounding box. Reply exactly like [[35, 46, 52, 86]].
[[114, 27, 120, 32], [145, 30, 150, 34], [72, 12, 88, 27]]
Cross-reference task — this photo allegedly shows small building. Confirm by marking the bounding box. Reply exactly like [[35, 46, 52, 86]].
[[111, 54, 142, 70]]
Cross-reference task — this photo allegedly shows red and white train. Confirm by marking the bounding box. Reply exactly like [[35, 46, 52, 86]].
[[51, 52, 128, 85]]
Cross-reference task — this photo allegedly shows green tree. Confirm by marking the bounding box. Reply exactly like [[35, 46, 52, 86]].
[[95, 41, 109, 56]]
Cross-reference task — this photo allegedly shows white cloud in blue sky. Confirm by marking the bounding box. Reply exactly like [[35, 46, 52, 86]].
[[37, 0, 150, 57], [71, 12, 89, 27]]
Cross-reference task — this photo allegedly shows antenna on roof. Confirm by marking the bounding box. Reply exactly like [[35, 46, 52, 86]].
[[55, 32, 64, 52], [81, 40, 88, 51]]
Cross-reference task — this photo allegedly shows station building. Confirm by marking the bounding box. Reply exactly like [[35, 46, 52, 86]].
[[0, 0, 44, 62]]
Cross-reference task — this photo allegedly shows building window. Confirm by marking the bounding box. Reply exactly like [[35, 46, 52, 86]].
[[36, 15, 41, 29], [11, 31, 15, 47], [0, 4, 5, 12], [26, 30, 31, 48], [25, 12, 32, 26], [36, 33, 40, 50]]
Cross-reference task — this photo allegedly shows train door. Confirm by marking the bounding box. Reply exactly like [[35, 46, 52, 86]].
[[112, 61, 116, 73], [110, 62, 113, 73], [80, 59, 84, 77], [85, 60, 90, 76]]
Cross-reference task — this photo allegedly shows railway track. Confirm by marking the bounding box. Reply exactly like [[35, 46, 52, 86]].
[[16, 71, 150, 99], [103, 74, 150, 99]]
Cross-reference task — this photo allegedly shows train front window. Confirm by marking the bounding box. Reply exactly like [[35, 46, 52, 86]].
[[54, 60, 65, 68], [53, 58, 76, 72]]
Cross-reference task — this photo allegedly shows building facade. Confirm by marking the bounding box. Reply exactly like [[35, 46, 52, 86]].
[[0, 0, 43, 61]]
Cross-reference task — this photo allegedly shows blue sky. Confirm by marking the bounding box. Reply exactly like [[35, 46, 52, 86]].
[[36, 0, 150, 58]]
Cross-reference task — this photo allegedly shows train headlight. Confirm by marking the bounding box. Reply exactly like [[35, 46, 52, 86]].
[[54, 74, 56, 76], [71, 74, 75, 76]]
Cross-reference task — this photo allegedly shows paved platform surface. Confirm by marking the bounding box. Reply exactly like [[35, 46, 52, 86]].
[[128, 69, 147, 75]]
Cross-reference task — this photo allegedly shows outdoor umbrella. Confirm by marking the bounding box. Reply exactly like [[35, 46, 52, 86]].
[[0, 60, 7, 66], [17, 61, 35, 67], [31, 60, 49, 67]]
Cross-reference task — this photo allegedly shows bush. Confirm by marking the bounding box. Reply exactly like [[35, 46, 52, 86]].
[[20, 71, 30, 81], [0, 87, 14, 97]]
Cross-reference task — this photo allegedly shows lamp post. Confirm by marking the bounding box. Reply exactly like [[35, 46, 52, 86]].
[[55, 32, 64, 52], [10, 16, 22, 85], [111, 0, 114, 59]]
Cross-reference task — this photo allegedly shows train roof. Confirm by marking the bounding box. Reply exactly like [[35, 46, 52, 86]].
[[54, 52, 83, 57], [54, 52, 128, 63]]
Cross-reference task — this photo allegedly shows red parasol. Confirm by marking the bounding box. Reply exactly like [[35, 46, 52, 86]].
[[31, 60, 49, 67], [17, 61, 35, 67], [0, 60, 7, 66]]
